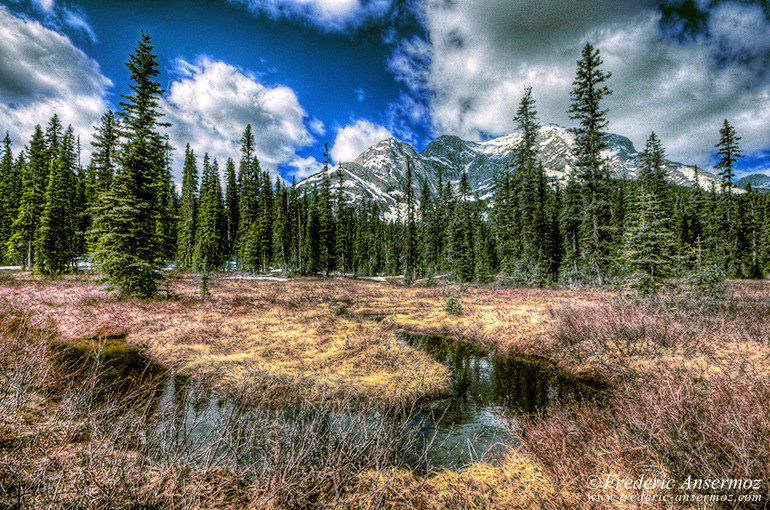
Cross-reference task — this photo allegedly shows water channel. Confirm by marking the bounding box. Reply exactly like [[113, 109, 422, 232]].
[[147, 333, 586, 473]]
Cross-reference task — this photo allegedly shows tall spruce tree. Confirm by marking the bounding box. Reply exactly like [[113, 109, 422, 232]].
[[402, 157, 417, 282], [194, 155, 224, 270], [623, 133, 676, 290], [176, 144, 198, 270], [224, 157, 238, 264], [36, 127, 77, 275], [714, 119, 742, 194], [568, 42, 614, 284], [713, 119, 745, 275], [0, 133, 16, 262], [7, 126, 47, 268], [89, 31, 167, 297], [91, 110, 120, 191], [237, 125, 259, 267]]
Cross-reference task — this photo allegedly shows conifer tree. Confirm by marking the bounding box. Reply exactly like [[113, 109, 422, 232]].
[[273, 178, 290, 271], [568, 42, 614, 284], [91, 110, 120, 191], [7, 126, 47, 268], [0, 132, 16, 261], [224, 157, 238, 264], [334, 165, 349, 274], [257, 170, 274, 271], [714, 119, 742, 194], [44, 114, 63, 160], [194, 155, 224, 270], [176, 145, 198, 270], [318, 144, 335, 274], [402, 157, 417, 282], [449, 172, 474, 282], [237, 126, 260, 266], [559, 175, 583, 283], [623, 133, 677, 290], [36, 127, 77, 275], [89, 31, 167, 297]]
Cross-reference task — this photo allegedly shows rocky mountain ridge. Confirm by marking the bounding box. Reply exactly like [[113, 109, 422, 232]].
[[298, 124, 729, 219]]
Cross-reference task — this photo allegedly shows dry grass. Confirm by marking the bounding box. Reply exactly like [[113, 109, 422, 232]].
[[3, 272, 769, 509]]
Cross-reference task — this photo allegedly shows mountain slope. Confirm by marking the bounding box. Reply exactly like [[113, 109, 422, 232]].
[[298, 125, 728, 218]]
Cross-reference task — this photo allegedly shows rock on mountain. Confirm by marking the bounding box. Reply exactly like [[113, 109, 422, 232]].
[[298, 125, 727, 219], [737, 173, 770, 193]]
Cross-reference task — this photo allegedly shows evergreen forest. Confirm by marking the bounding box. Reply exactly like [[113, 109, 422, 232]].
[[1, 33, 769, 297]]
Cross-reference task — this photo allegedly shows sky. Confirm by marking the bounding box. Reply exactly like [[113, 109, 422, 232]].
[[1, 0, 769, 185]]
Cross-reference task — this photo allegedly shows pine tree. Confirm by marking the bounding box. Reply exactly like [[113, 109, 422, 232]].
[[449, 172, 474, 282], [559, 175, 583, 283], [194, 155, 224, 270], [35, 127, 77, 275], [237, 125, 259, 267], [257, 170, 274, 272], [7, 126, 47, 268], [176, 145, 198, 270], [91, 110, 120, 191], [44, 114, 63, 160], [568, 42, 614, 284], [318, 144, 335, 275], [623, 133, 677, 292], [0, 132, 16, 262], [714, 119, 742, 194], [224, 157, 238, 265], [334, 165, 349, 274], [89, 31, 167, 297]]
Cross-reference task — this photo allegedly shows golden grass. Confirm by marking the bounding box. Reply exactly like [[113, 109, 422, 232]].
[[339, 449, 564, 509]]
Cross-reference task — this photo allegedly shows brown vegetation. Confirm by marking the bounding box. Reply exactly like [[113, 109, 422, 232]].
[[1, 273, 768, 509]]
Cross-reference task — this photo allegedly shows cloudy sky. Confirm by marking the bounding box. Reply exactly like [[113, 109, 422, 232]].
[[1, 0, 769, 183]]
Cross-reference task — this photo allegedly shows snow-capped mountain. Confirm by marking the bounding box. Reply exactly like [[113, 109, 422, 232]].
[[298, 125, 727, 219]]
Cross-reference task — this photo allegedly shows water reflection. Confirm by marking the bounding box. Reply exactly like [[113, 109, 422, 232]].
[[148, 335, 584, 473], [402, 334, 582, 470]]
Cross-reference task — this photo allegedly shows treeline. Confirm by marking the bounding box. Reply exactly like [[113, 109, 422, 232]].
[[0, 35, 769, 297]]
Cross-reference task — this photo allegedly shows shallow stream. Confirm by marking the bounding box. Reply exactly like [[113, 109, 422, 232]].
[[148, 333, 586, 473]]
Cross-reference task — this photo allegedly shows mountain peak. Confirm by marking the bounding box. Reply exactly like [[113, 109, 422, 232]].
[[298, 125, 727, 217]]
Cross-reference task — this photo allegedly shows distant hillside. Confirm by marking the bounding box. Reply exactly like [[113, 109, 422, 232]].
[[298, 125, 728, 219], [737, 173, 770, 193]]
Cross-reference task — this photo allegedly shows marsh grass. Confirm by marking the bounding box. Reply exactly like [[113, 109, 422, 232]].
[[518, 282, 770, 508], [3, 273, 769, 509]]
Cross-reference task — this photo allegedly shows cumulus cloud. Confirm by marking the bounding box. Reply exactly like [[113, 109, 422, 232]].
[[330, 119, 392, 163], [0, 5, 110, 156], [230, 0, 394, 33], [391, 0, 770, 169], [162, 57, 315, 179], [290, 155, 325, 179]]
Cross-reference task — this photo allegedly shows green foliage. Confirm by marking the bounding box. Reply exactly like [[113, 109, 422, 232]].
[[89, 32, 166, 298], [568, 42, 615, 285], [443, 291, 463, 316], [194, 155, 225, 270], [686, 263, 727, 300], [7, 126, 47, 268], [176, 144, 197, 270], [714, 119, 742, 194]]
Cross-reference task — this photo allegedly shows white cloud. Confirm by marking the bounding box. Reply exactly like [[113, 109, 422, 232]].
[[230, 0, 393, 33], [162, 57, 315, 180], [330, 119, 392, 163], [35, 0, 55, 12], [289, 155, 325, 179], [354, 87, 366, 102], [0, 6, 110, 158], [393, 0, 770, 170]]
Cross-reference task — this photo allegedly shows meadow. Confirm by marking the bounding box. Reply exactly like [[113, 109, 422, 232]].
[[0, 272, 768, 509]]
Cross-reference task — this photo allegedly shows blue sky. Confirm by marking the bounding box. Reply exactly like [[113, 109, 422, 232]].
[[1, 0, 769, 184]]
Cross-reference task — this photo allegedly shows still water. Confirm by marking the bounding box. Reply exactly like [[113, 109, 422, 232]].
[[149, 334, 584, 473]]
